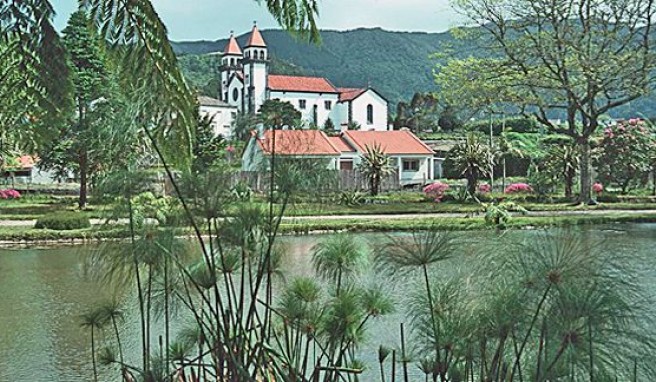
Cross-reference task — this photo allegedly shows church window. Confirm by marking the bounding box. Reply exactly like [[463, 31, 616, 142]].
[[233, 88, 239, 102], [299, 100, 307, 109], [367, 104, 374, 124], [259, 50, 265, 60], [230, 58, 235, 66], [325, 101, 332, 110]]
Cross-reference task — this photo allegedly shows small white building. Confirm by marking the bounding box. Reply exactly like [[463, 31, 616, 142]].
[[217, 25, 389, 132], [198, 96, 238, 138], [242, 129, 434, 186]]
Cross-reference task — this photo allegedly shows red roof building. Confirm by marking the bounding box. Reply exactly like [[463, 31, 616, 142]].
[[256, 130, 340, 156], [268, 75, 339, 94], [338, 88, 367, 102], [342, 130, 434, 155]]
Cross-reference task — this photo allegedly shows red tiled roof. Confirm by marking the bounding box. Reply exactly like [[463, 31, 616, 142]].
[[246, 25, 267, 47], [328, 136, 356, 152], [268, 75, 338, 93], [223, 35, 242, 55], [338, 87, 367, 102], [257, 130, 340, 156], [343, 130, 434, 155]]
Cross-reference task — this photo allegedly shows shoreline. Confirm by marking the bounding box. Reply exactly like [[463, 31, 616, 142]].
[[1, 210, 655, 248]]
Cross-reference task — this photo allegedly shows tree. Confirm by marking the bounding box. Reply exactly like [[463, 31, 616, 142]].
[[358, 144, 394, 196], [595, 120, 655, 193], [437, 104, 462, 132], [448, 0, 656, 202], [40, 10, 137, 209], [446, 133, 494, 197], [258, 99, 301, 129], [80, 307, 105, 382], [192, 113, 226, 172], [542, 136, 580, 198], [322, 118, 336, 131], [231, 112, 258, 142]]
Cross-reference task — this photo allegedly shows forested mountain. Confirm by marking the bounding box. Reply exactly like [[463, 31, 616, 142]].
[[174, 28, 656, 117], [173, 28, 468, 106]]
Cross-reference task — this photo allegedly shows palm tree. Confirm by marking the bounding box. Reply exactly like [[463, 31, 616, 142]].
[[497, 133, 525, 191], [358, 144, 394, 196], [80, 307, 105, 382], [312, 234, 367, 295], [447, 133, 494, 197], [99, 299, 126, 367]]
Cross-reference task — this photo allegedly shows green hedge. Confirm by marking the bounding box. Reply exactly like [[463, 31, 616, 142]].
[[34, 212, 91, 231]]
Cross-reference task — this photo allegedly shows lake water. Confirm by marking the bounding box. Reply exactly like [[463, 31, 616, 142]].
[[1, 224, 655, 381]]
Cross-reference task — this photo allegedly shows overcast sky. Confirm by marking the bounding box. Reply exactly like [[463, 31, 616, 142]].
[[52, 0, 464, 41]]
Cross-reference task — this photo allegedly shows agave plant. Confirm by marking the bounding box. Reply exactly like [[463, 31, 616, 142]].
[[358, 144, 394, 196], [447, 133, 495, 198]]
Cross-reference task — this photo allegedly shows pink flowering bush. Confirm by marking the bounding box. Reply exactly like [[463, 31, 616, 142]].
[[478, 183, 491, 194], [504, 183, 533, 194], [596, 119, 654, 194], [0, 189, 21, 199], [423, 182, 450, 202], [592, 182, 603, 196]]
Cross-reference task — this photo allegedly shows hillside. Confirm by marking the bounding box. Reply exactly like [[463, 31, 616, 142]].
[[174, 28, 656, 117], [173, 28, 468, 106]]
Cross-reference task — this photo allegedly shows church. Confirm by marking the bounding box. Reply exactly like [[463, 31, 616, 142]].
[[217, 24, 390, 132]]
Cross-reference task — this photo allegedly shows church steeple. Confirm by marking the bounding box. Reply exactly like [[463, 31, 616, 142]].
[[219, 31, 243, 104], [244, 22, 268, 60], [243, 22, 269, 114]]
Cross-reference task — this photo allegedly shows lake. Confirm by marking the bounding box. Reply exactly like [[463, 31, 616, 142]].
[[1, 224, 655, 381]]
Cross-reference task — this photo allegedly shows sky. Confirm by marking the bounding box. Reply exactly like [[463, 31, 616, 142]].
[[52, 0, 465, 41]]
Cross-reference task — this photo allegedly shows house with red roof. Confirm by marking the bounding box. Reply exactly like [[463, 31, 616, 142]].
[[217, 25, 389, 133], [242, 129, 435, 186]]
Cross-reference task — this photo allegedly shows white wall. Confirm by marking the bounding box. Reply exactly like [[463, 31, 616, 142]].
[[350, 90, 388, 131], [199, 105, 238, 138], [269, 91, 340, 128], [244, 60, 267, 114], [393, 155, 433, 185]]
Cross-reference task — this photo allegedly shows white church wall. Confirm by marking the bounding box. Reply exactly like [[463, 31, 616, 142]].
[[350, 90, 388, 131], [332, 102, 349, 131], [269, 91, 340, 128], [227, 78, 244, 110]]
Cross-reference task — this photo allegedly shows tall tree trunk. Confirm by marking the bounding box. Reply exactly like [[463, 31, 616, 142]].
[[578, 138, 592, 203], [564, 167, 575, 199], [79, 150, 88, 209]]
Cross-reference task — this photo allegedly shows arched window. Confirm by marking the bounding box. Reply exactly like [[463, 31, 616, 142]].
[[230, 58, 235, 66], [367, 104, 374, 125], [259, 50, 265, 60], [232, 88, 239, 102]]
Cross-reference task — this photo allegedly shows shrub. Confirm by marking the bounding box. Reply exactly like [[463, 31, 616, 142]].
[[423, 182, 450, 202], [0, 189, 21, 199], [34, 212, 91, 230], [504, 183, 533, 194], [592, 182, 604, 195], [338, 191, 366, 206], [478, 183, 491, 194]]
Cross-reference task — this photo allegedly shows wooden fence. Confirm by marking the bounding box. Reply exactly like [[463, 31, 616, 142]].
[[234, 170, 401, 193]]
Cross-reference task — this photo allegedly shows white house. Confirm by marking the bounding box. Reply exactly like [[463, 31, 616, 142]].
[[217, 25, 389, 132], [242, 129, 434, 186], [198, 96, 238, 138]]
